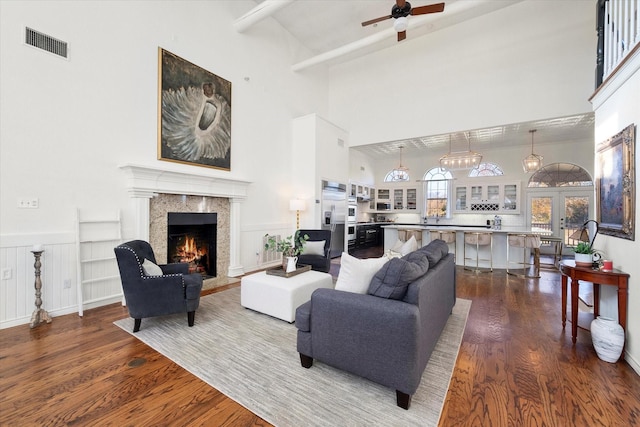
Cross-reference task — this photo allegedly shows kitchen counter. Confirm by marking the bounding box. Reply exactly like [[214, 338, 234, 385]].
[[381, 223, 552, 233], [382, 224, 558, 269]]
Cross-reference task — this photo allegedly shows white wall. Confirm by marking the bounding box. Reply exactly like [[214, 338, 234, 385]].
[[591, 50, 640, 373], [292, 114, 350, 230], [328, 1, 595, 146], [0, 1, 329, 327]]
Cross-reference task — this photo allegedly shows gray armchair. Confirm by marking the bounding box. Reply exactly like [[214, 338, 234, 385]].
[[296, 229, 332, 273], [114, 240, 203, 332]]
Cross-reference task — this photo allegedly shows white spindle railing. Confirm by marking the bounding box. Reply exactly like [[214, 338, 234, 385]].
[[603, 0, 640, 79]]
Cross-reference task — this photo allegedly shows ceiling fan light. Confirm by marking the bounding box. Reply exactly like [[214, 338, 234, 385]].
[[394, 16, 408, 32]]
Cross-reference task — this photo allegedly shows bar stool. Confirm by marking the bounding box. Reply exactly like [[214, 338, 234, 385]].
[[463, 231, 493, 273], [430, 230, 456, 261], [506, 233, 541, 278], [539, 236, 563, 270]]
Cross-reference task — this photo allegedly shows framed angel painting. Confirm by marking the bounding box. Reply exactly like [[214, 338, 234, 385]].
[[158, 48, 231, 170]]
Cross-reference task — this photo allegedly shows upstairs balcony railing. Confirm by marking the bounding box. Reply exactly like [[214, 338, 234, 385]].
[[596, 0, 640, 87]]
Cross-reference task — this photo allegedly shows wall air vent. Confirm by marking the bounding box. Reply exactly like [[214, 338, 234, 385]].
[[25, 27, 68, 58]]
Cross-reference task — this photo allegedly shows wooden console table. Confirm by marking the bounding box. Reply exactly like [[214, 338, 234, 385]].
[[560, 260, 630, 353]]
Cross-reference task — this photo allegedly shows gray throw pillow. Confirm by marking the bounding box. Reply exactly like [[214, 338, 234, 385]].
[[419, 239, 449, 265], [368, 257, 427, 300]]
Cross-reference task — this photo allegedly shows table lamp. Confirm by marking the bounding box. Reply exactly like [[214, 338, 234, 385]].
[[569, 219, 599, 250]]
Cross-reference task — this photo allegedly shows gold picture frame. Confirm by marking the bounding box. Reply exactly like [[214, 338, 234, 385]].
[[157, 48, 231, 170], [596, 123, 635, 241]]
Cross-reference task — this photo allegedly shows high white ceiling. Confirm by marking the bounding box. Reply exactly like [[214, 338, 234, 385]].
[[238, 1, 595, 159], [351, 113, 595, 158], [246, 0, 524, 70]]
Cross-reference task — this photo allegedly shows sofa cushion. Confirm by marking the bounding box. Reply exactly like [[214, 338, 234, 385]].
[[368, 256, 428, 300], [419, 239, 449, 265], [399, 235, 418, 255], [142, 258, 163, 276], [301, 240, 325, 256], [335, 252, 389, 294], [402, 249, 430, 272]]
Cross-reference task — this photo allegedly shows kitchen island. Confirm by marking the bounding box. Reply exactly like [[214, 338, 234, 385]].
[[382, 224, 555, 270]]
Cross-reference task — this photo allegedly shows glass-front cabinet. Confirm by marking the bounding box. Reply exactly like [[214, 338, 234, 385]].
[[454, 181, 520, 214], [377, 189, 390, 201], [394, 189, 403, 209], [376, 185, 420, 212]]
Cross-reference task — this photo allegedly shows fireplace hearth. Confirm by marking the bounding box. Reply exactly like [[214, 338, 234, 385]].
[[167, 212, 217, 278]]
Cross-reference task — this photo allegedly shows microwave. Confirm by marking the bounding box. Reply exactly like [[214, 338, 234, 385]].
[[376, 202, 391, 211]]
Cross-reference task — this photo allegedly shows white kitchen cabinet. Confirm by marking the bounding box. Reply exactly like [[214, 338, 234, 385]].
[[377, 185, 420, 212], [350, 181, 375, 212], [454, 181, 520, 214]]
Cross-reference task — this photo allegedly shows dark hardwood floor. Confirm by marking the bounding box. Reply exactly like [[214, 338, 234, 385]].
[[2, 255, 639, 426]]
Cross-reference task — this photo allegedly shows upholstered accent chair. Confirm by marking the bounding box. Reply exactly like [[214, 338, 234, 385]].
[[114, 240, 203, 332], [296, 229, 332, 273]]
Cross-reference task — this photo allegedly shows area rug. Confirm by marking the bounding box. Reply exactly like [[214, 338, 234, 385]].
[[114, 287, 471, 426]]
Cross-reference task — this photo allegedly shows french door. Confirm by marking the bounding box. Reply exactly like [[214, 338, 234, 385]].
[[527, 188, 594, 255]]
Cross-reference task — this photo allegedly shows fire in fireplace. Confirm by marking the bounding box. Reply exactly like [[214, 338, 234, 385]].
[[167, 212, 217, 278]]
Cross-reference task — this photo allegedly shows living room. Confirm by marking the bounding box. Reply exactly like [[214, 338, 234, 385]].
[[1, 0, 639, 424]]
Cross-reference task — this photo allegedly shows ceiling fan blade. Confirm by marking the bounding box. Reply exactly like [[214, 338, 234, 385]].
[[396, 0, 407, 7], [397, 30, 406, 42], [411, 2, 445, 16], [362, 14, 392, 27]]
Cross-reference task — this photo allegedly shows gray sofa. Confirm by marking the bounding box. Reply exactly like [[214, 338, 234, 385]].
[[295, 239, 456, 409]]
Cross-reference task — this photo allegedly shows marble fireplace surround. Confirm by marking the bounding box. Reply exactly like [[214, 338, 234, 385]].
[[119, 164, 251, 284]]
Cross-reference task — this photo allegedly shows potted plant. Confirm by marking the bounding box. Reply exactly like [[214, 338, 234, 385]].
[[264, 231, 309, 272], [573, 241, 595, 267]]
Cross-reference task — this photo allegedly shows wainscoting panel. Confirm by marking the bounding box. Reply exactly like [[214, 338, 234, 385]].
[[0, 233, 123, 329]]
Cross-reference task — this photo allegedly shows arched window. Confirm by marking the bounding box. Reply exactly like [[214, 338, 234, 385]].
[[527, 163, 593, 187], [468, 162, 504, 177], [423, 167, 453, 218], [384, 170, 410, 182]]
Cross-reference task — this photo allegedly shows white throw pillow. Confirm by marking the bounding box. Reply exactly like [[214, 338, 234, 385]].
[[391, 239, 405, 253], [335, 252, 389, 294], [384, 250, 402, 259], [302, 240, 325, 256], [399, 235, 418, 256], [142, 258, 163, 276]]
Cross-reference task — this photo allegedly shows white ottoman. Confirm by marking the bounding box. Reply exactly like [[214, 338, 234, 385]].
[[241, 270, 334, 322]]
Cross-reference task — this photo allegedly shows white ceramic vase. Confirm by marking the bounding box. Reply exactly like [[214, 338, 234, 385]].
[[285, 256, 298, 273], [590, 316, 625, 363], [574, 253, 593, 267]]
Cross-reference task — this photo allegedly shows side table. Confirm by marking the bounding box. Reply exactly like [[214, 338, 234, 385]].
[[559, 260, 630, 360]]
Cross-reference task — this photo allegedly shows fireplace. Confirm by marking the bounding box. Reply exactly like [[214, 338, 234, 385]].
[[167, 212, 217, 278]]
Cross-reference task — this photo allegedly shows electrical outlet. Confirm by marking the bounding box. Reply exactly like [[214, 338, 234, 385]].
[[2, 268, 12, 280], [17, 198, 39, 209], [63, 279, 72, 289]]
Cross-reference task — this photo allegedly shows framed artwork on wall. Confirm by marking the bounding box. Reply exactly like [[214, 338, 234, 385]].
[[596, 123, 635, 241], [157, 48, 231, 170]]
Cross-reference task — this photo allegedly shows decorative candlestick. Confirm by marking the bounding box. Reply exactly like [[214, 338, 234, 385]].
[[29, 250, 52, 328]]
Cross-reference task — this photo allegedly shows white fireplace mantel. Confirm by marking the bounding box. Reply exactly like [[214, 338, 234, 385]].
[[119, 163, 251, 199], [119, 163, 252, 277]]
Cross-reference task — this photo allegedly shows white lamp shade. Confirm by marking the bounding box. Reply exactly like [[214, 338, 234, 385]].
[[289, 199, 306, 211], [394, 17, 408, 32]]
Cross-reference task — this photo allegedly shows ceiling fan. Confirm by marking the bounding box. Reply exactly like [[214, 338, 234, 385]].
[[361, 1, 445, 42]]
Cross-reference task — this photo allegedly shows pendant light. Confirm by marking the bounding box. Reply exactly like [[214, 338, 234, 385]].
[[389, 146, 409, 181], [439, 133, 483, 171], [522, 129, 543, 173]]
